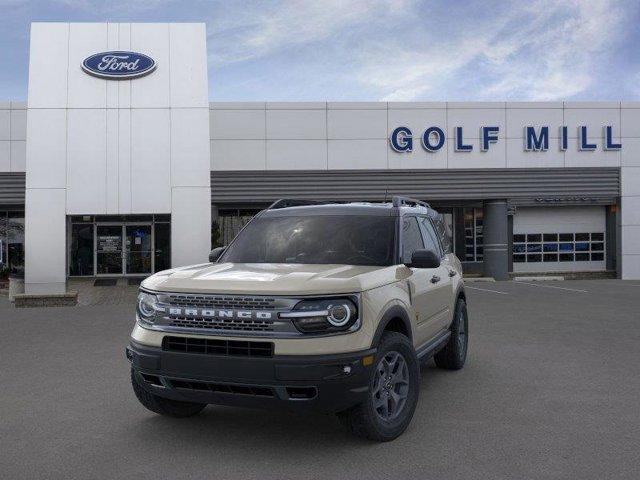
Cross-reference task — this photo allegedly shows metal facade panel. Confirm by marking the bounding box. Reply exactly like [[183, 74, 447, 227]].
[[211, 168, 620, 204], [1, 169, 621, 207], [0, 172, 26, 205]]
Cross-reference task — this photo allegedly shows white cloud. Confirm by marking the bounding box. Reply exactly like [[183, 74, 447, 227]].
[[208, 0, 413, 66], [38, 0, 173, 11], [14, 0, 628, 101], [357, 0, 627, 101], [479, 0, 625, 100], [208, 0, 629, 101], [360, 35, 489, 101]]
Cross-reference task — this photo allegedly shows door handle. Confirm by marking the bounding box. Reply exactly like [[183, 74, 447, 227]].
[[430, 275, 441, 284], [448, 269, 457, 277]]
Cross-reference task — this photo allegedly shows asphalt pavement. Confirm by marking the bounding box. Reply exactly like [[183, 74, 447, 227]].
[[1, 279, 639, 480]]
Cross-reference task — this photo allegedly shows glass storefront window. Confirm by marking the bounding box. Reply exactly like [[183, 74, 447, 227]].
[[463, 207, 483, 262], [69, 215, 172, 277], [96, 225, 124, 275], [125, 225, 152, 274], [154, 223, 171, 272], [214, 209, 261, 248], [0, 212, 7, 277], [7, 212, 25, 275], [69, 224, 94, 276]]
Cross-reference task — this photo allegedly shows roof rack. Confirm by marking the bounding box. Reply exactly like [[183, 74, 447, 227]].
[[391, 196, 431, 209], [267, 197, 431, 211], [267, 199, 321, 210]]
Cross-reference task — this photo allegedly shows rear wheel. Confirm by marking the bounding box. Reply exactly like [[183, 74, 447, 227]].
[[338, 331, 419, 441], [131, 369, 206, 418], [434, 298, 468, 370]]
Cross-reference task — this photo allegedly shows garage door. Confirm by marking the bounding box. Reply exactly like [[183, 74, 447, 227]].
[[513, 206, 606, 273]]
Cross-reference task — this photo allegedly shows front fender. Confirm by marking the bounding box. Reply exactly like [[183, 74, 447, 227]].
[[370, 304, 413, 347]]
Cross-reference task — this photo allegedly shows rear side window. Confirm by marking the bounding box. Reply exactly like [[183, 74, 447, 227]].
[[419, 217, 443, 258], [402, 217, 424, 264]]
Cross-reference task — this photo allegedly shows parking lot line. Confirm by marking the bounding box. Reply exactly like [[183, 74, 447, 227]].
[[514, 281, 588, 293], [466, 286, 509, 295]]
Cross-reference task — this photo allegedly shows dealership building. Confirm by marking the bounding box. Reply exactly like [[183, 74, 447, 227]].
[[1, 22, 640, 296]]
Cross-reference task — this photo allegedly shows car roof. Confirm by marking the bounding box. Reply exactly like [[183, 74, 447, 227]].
[[260, 202, 438, 217]]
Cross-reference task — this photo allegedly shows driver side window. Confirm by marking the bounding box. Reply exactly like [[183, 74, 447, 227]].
[[419, 217, 443, 258], [402, 217, 424, 264]]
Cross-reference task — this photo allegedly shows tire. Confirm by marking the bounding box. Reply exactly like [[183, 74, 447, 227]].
[[338, 331, 419, 442], [434, 298, 468, 370], [130, 369, 206, 418]]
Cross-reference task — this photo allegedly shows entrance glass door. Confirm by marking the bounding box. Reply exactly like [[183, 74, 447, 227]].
[[125, 225, 152, 275], [96, 225, 124, 275], [70, 216, 166, 278]]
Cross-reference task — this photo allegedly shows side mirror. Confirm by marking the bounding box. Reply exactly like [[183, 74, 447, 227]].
[[406, 249, 440, 269], [209, 246, 226, 263]]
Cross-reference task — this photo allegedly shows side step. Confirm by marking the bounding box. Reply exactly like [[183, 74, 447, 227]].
[[415, 330, 451, 361]]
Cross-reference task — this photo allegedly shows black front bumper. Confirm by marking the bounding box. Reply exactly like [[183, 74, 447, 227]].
[[127, 340, 376, 414]]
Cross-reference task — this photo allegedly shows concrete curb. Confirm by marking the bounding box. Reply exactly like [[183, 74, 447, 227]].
[[514, 276, 565, 282], [14, 291, 78, 308]]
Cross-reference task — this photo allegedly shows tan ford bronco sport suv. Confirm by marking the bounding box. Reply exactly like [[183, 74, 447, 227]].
[[127, 196, 468, 441]]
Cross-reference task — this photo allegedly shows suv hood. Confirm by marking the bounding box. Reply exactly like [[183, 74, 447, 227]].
[[142, 263, 402, 295]]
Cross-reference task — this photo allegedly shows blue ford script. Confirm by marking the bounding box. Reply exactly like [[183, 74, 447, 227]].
[[82, 51, 156, 79]]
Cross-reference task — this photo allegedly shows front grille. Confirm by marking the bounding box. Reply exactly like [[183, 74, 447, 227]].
[[162, 336, 274, 357], [168, 379, 275, 397], [167, 316, 274, 332], [167, 294, 277, 310], [151, 293, 302, 337]]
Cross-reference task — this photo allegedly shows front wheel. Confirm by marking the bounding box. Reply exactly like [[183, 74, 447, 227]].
[[131, 369, 206, 418], [434, 298, 468, 370], [338, 332, 419, 442]]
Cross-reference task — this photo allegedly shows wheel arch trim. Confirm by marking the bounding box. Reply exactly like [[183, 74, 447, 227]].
[[371, 305, 413, 347], [455, 284, 466, 303]]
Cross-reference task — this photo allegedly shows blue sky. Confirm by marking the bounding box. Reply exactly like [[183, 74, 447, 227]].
[[1, 0, 639, 101]]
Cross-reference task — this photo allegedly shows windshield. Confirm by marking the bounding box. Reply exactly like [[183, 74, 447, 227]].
[[220, 215, 397, 266]]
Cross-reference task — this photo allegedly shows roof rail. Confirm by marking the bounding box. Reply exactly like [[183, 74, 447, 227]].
[[267, 199, 320, 210], [391, 196, 431, 209]]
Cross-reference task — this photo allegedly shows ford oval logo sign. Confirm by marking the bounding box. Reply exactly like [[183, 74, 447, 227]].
[[82, 51, 156, 80]]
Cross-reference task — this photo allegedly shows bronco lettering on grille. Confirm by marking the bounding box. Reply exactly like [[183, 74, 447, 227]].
[[167, 308, 273, 320]]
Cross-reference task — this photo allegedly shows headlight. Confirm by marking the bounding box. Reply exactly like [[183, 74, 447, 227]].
[[280, 297, 359, 334], [327, 303, 351, 326], [137, 290, 159, 325]]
